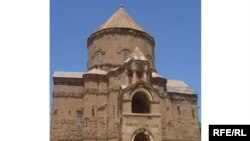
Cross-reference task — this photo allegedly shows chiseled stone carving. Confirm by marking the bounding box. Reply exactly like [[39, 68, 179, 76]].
[[53, 91, 83, 98], [83, 88, 108, 95], [98, 103, 107, 111]]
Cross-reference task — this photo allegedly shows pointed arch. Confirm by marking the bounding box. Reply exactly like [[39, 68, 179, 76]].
[[130, 88, 153, 101]]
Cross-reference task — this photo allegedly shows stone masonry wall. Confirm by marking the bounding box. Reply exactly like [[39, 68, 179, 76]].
[[87, 32, 155, 71]]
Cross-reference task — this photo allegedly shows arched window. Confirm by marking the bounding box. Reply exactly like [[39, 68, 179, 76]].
[[123, 50, 129, 61], [95, 52, 101, 65], [132, 92, 150, 113]]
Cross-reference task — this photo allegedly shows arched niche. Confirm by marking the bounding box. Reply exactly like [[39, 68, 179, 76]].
[[130, 88, 152, 113]]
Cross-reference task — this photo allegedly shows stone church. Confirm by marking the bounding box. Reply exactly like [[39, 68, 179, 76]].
[[51, 6, 200, 141]]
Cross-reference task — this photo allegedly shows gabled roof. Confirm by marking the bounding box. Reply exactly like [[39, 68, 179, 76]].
[[167, 80, 196, 94], [86, 68, 107, 75], [125, 47, 148, 62], [53, 68, 107, 79], [121, 81, 160, 94], [53, 71, 83, 78], [152, 72, 165, 78], [94, 6, 147, 34]]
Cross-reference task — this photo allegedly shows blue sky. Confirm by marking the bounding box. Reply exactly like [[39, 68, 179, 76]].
[[50, 0, 201, 119]]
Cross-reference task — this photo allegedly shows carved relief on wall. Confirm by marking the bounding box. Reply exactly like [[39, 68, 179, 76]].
[[161, 118, 166, 129], [57, 118, 82, 138], [82, 117, 107, 136], [171, 94, 197, 103], [53, 91, 83, 98], [51, 119, 61, 138], [110, 124, 118, 135], [109, 76, 123, 88], [89, 119, 97, 136], [79, 88, 119, 96], [82, 118, 90, 135], [83, 88, 108, 95], [162, 118, 174, 137], [61, 119, 75, 124], [62, 123, 72, 138], [97, 103, 107, 111], [98, 117, 107, 135], [110, 118, 120, 135], [52, 119, 82, 138]]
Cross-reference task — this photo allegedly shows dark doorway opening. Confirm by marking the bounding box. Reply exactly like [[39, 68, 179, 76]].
[[132, 92, 150, 113], [134, 132, 149, 141]]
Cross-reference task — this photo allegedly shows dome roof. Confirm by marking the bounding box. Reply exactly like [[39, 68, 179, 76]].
[[93, 6, 149, 34]]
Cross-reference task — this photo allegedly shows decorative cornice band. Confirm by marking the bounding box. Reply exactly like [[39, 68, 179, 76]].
[[89, 63, 122, 71], [169, 93, 197, 102], [53, 92, 83, 98], [87, 28, 155, 48], [53, 88, 120, 98]]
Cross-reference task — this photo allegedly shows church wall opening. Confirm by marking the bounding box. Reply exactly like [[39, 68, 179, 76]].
[[134, 132, 149, 141], [132, 92, 150, 113]]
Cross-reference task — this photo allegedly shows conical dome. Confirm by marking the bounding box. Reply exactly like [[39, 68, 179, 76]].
[[87, 6, 155, 71], [93, 6, 149, 35]]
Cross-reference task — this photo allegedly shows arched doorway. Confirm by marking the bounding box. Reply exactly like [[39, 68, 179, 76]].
[[134, 132, 149, 141], [131, 128, 154, 141], [132, 92, 150, 113]]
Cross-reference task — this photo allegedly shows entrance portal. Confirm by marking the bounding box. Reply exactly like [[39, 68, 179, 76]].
[[134, 132, 149, 141]]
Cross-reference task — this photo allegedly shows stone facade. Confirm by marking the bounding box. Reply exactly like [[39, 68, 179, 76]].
[[51, 6, 200, 141]]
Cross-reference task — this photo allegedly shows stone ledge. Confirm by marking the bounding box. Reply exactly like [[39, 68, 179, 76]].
[[122, 113, 161, 117]]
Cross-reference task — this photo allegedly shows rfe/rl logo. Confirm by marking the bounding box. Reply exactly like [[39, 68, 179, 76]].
[[213, 129, 247, 136], [209, 125, 250, 141]]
